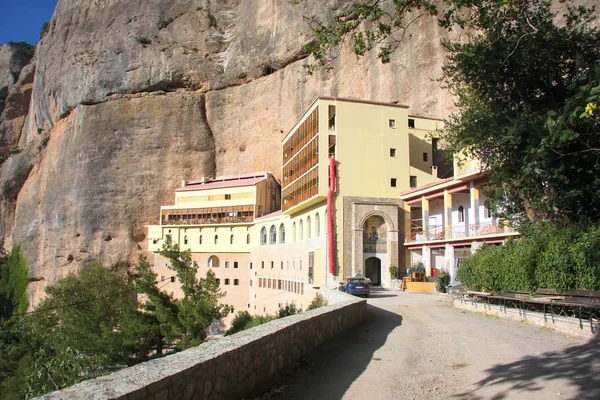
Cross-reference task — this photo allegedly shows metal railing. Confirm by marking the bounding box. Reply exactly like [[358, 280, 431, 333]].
[[406, 221, 516, 242]]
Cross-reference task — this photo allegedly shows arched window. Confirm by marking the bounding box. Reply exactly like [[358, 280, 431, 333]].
[[230, 234, 234, 244], [307, 216, 312, 239], [270, 225, 277, 244], [458, 205, 465, 223], [292, 222, 296, 242], [184, 235, 188, 245], [214, 235, 219, 244], [260, 227, 267, 245], [279, 223, 286, 244], [208, 255, 220, 268], [315, 213, 321, 236], [199, 235, 203, 245], [246, 234, 250, 244], [299, 220, 304, 240]]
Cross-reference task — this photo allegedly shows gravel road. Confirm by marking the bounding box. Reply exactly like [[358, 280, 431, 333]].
[[274, 291, 599, 400]]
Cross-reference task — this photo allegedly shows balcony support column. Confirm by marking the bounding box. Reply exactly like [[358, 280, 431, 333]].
[[470, 183, 480, 236], [421, 196, 429, 240], [444, 189, 452, 239], [422, 245, 431, 276], [446, 243, 455, 281]]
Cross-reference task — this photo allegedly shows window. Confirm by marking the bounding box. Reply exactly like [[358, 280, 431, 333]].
[[216, 278, 221, 285], [423, 152, 428, 162], [408, 118, 415, 128], [214, 235, 218, 244], [390, 148, 397, 157], [153, 239, 158, 244], [246, 234, 250, 244], [315, 213, 320, 236], [225, 194, 231, 200], [225, 261, 230, 268], [170, 276, 175, 283], [281, 261, 283, 270], [299, 220, 304, 240], [161, 275, 165, 281], [458, 205, 465, 223], [279, 224, 285, 244], [391, 178, 397, 187], [307, 216, 312, 239], [270, 225, 277, 244], [199, 235, 203, 244], [260, 227, 267, 245], [271, 261, 274, 269], [250, 262, 253, 269], [292, 222, 296, 242], [410, 176, 417, 189], [224, 279, 230, 285], [234, 261, 238, 268], [261, 261, 265, 269], [230, 234, 234, 244], [208, 255, 220, 268], [328, 105, 336, 130], [234, 279, 239, 286], [183, 235, 188, 245], [389, 119, 396, 128]]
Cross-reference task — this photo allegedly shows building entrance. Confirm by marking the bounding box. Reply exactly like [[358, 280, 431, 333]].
[[365, 257, 381, 286]]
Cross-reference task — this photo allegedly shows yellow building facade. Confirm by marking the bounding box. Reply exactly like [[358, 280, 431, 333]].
[[147, 97, 451, 322]]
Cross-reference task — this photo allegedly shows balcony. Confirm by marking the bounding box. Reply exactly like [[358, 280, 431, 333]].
[[406, 221, 517, 243], [161, 206, 254, 226]]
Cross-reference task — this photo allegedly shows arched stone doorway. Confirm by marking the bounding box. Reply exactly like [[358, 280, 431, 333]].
[[365, 257, 382, 286], [362, 215, 386, 286]]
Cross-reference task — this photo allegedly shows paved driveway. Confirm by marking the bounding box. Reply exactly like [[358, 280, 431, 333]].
[[278, 291, 600, 400]]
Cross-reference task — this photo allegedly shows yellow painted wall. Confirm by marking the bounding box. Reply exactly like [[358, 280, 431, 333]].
[[172, 185, 257, 209], [147, 225, 253, 253]]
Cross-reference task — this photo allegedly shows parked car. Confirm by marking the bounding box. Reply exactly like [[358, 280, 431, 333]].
[[344, 277, 370, 297]]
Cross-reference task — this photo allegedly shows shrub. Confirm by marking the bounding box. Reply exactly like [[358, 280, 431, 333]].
[[435, 270, 450, 293], [157, 17, 174, 30], [408, 262, 425, 275], [535, 227, 580, 292], [389, 265, 399, 279], [307, 294, 328, 310], [224, 311, 253, 336], [135, 36, 152, 45], [278, 302, 300, 318]]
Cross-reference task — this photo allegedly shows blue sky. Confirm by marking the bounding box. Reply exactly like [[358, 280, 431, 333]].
[[0, 0, 59, 45]]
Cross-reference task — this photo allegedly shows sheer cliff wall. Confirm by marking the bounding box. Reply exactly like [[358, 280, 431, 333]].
[[0, 0, 461, 305]]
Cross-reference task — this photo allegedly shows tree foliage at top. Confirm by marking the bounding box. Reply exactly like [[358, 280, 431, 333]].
[[296, 0, 600, 227]]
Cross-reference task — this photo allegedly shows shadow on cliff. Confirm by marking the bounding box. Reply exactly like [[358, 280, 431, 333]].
[[454, 332, 600, 400], [258, 303, 403, 400]]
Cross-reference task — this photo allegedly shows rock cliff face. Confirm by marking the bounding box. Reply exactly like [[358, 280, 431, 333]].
[[0, 0, 463, 305]]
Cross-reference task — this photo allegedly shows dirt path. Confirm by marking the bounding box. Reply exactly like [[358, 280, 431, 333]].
[[278, 291, 599, 400]]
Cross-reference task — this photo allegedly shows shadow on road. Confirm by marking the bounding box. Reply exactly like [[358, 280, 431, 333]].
[[455, 333, 600, 400], [271, 303, 403, 399]]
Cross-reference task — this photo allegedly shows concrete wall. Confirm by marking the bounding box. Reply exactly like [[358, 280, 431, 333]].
[[36, 290, 366, 400], [453, 298, 600, 340]]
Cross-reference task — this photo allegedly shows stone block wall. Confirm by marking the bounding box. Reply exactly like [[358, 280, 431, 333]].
[[37, 291, 366, 400]]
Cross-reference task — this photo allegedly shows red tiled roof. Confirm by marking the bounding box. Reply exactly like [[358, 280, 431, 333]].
[[400, 177, 454, 197], [176, 176, 266, 192], [255, 210, 283, 220]]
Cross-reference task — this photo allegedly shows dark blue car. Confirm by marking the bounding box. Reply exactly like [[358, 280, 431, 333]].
[[344, 277, 370, 297]]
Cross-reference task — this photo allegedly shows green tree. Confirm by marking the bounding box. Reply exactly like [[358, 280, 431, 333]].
[[296, 0, 600, 226], [0, 244, 30, 320], [158, 242, 229, 349], [131, 255, 184, 354], [26, 262, 142, 394]]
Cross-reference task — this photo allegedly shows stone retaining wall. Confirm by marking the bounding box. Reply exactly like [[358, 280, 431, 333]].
[[38, 289, 366, 400], [453, 297, 600, 339]]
